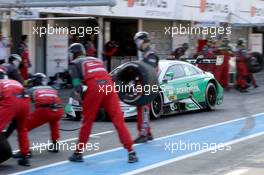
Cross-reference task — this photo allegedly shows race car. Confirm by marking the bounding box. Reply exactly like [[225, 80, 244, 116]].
[[65, 59, 223, 120], [119, 59, 224, 119]]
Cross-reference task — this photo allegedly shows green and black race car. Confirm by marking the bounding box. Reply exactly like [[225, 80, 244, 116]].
[[120, 59, 224, 119], [65, 59, 224, 120]]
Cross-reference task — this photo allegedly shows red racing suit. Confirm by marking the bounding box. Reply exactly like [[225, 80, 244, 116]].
[[26, 86, 64, 141], [0, 79, 30, 156], [198, 45, 216, 73], [20, 50, 30, 80], [137, 48, 159, 136], [214, 47, 233, 89], [235, 49, 250, 89], [69, 56, 133, 153]]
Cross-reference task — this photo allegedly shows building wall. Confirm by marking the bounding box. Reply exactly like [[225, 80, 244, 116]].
[[143, 20, 172, 59]]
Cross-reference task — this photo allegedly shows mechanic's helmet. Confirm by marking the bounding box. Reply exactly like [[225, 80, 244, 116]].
[[237, 38, 246, 46], [8, 54, 22, 69], [0, 67, 7, 80], [30, 73, 48, 86], [221, 37, 230, 46], [206, 37, 213, 46], [68, 43, 86, 61], [134, 31, 150, 51]]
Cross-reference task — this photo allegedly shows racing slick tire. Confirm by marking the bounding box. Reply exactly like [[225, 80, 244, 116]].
[[0, 134, 12, 164], [247, 52, 264, 73], [112, 61, 159, 106], [150, 92, 163, 119], [205, 83, 217, 110]]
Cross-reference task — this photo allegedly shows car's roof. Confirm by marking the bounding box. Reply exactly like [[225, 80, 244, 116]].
[[159, 59, 190, 71]]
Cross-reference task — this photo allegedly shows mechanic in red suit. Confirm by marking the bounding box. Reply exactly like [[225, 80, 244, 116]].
[[214, 37, 233, 89], [68, 43, 138, 163], [27, 73, 64, 151], [6, 73, 64, 158], [133, 32, 159, 143], [235, 39, 256, 92], [17, 35, 31, 80], [198, 38, 216, 73], [0, 68, 31, 166]]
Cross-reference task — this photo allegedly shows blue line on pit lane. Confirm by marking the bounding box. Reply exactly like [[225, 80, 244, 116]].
[[16, 113, 264, 175]]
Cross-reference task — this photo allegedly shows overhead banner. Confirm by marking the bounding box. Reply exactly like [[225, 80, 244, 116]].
[[40, 0, 177, 20], [46, 33, 68, 77], [249, 4, 264, 23], [199, 0, 234, 22]]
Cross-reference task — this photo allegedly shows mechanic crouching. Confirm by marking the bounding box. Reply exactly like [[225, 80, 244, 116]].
[[133, 32, 159, 143], [26, 73, 64, 152], [68, 43, 138, 163], [0, 68, 31, 166], [6, 73, 64, 159]]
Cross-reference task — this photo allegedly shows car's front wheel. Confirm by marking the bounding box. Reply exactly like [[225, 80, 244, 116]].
[[150, 92, 163, 119], [205, 83, 217, 110]]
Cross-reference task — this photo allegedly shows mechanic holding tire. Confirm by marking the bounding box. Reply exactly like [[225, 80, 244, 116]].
[[0, 68, 31, 166], [133, 32, 159, 143], [67, 43, 138, 163]]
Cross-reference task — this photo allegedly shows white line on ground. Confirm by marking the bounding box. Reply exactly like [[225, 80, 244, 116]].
[[13, 130, 115, 153], [225, 169, 249, 175], [11, 112, 264, 175], [122, 132, 264, 175]]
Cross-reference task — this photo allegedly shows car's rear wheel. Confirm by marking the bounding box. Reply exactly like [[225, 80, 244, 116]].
[[205, 83, 217, 110], [150, 92, 163, 119]]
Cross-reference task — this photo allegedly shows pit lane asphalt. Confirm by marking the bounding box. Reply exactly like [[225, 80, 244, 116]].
[[1, 73, 264, 175]]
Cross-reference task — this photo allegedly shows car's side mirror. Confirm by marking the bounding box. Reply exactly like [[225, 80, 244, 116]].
[[165, 71, 174, 80], [162, 71, 174, 84], [162, 79, 168, 84]]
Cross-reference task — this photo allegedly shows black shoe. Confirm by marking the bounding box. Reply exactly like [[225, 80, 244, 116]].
[[254, 85, 259, 88], [48, 141, 59, 153], [18, 156, 30, 166], [128, 151, 138, 163], [69, 153, 84, 162], [134, 135, 149, 144], [13, 151, 32, 159], [148, 134, 154, 141]]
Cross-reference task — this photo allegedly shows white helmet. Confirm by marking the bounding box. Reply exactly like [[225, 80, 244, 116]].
[[134, 31, 150, 51]]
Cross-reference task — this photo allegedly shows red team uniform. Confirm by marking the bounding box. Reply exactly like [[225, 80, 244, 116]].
[[68, 43, 138, 163]]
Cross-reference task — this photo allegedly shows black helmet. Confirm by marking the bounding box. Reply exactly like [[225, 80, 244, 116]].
[[8, 54, 22, 68], [68, 43, 86, 61], [134, 31, 150, 50], [29, 73, 48, 86], [237, 38, 245, 46], [0, 67, 7, 80]]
